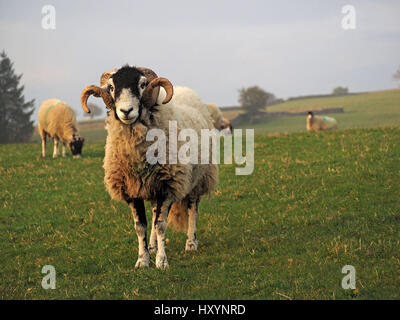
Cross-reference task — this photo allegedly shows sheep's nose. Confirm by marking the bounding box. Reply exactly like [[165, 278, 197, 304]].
[[120, 108, 133, 116]]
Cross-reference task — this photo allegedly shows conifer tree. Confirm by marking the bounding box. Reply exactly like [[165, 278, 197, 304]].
[[0, 51, 35, 143]]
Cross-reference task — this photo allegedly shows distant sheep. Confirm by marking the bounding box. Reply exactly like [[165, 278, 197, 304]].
[[166, 86, 211, 123], [167, 86, 232, 133], [306, 111, 338, 131], [38, 99, 85, 158], [205, 103, 233, 134]]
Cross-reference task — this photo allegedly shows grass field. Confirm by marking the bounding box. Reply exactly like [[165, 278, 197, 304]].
[[1, 126, 399, 299]]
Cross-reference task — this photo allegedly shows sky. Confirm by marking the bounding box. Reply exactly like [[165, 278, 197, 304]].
[[1, 0, 399, 121]]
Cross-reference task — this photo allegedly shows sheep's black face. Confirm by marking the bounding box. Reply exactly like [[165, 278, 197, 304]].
[[69, 137, 85, 158], [107, 66, 148, 125], [221, 123, 233, 135]]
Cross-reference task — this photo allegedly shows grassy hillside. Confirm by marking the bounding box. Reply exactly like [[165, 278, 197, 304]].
[[227, 89, 400, 134], [1, 126, 399, 299]]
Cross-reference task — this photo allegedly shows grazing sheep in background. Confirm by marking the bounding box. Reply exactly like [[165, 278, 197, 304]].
[[81, 66, 218, 269], [220, 118, 233, 136], [171, 86, 211, 122], [168, 86, 232, 133], [38, 99, 85, 158], [306, 111, 338, 131], [205, 103, 233, 134]]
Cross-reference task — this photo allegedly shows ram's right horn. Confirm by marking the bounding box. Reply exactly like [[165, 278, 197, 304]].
[[81, 85, 114, 113], [99, 69, 117, 88]]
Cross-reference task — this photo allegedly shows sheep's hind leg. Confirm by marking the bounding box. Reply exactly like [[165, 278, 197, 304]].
[[128, 198, 150, 268], [148, 204, 158, 254], [40, 133, 47, 158], [154, 198, 172, 269], [186, 198, 199, 251]]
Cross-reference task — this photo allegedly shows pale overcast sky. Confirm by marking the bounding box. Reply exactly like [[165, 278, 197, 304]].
[[1, 0, 399, 120]]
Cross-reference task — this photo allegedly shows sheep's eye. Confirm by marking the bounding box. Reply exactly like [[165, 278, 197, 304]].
[[109, 85, 114, 92], [141, 82, 147, 89]]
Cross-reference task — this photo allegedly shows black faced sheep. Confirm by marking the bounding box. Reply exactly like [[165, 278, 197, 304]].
[[81, 66, 218, 269]]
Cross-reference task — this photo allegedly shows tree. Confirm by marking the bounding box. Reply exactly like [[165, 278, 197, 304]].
[[83, 103, 104, 120], [0, 51, 35, 144], [238, 86, 275, 114], [332, 86, 349, 96]]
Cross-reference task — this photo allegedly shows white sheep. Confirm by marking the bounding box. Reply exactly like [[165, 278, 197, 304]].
[[38, 99, 85, 158], [170, 87, 233, 134], [80, 66, 218, 269], [205, 103, 233, 134], [306, 111, 338, 131]]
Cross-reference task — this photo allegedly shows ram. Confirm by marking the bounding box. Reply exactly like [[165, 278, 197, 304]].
[[81, 66, 218, 269], [38, 99, 85, 158]]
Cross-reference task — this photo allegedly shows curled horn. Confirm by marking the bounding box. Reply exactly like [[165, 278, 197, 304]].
[[138, 67, 173, 107], [81, 69, 116, 113], [137, 67, 158, 82], [100, 69, 117, 87], [138, 67, 159, 107], [81, 85, 114, 113], [141, 77, 173, 107]]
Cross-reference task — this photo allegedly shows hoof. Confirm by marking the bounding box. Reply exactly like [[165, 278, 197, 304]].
[[185, 239, 198, 251], [135, 253, 150, 268], [156, 254, 169, 269]]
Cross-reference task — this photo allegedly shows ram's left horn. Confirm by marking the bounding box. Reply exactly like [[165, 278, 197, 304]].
[[142, 77, 173, 107]]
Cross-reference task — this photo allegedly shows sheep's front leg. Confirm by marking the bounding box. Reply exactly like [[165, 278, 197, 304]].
[[148, 204, 158, 254], [52, 137, 60, 158], [186, 198, 199, 251], [62, 142, 67, 157], [154, 198, 172, 269], [128, 198, 150, 268]]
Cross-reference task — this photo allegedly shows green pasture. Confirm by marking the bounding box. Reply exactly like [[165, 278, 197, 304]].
[[1, 126, 399, 299]]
